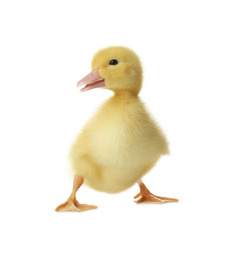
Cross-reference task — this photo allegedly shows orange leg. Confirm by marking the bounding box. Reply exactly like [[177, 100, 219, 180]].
[[134, 180, 179, 204], [55, 175, 97, 212]]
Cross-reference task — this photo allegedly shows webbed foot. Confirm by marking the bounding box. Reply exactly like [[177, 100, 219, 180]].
[[134, 182, 178, 204], [55, 199, 97, 212]]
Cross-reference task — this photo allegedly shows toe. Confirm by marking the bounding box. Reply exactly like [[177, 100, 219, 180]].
[[134, 192, 141, 199], [77, 204, 97, 212]]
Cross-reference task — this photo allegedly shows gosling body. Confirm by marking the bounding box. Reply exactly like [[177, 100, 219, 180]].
[[55, 46, 178, 213], [70, 93, 169, 193]]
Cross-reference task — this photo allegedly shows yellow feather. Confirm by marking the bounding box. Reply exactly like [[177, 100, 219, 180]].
[[69, 46, 169, 193]]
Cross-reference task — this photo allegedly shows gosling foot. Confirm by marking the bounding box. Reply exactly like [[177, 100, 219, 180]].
[[55, 199, 97, 212], [134, 182, 178, 204], [134, 192, 179, 204]]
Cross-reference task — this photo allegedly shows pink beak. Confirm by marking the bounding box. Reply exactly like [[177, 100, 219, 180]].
[[76, 69, 105, 92]]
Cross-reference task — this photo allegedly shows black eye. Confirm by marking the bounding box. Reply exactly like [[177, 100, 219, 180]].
[[109, 59, 118, 65]]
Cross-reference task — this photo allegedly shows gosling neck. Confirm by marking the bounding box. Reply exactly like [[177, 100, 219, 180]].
[[113, 90, 138, 101]]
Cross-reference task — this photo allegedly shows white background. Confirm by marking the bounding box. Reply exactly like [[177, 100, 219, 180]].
[[0, 0, 231, 259]]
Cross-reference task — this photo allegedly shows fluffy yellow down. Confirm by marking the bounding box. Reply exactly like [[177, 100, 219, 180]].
[[69, 46, 169, 193]]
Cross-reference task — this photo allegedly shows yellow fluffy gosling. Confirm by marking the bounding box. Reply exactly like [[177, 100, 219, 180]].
[[56, 46, 178, 212]]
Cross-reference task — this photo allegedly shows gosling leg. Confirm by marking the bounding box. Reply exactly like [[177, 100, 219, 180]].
[[55, 175, 97, 212]]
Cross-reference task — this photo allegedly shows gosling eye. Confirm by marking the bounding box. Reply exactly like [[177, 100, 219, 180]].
[[109, 59, 118, 65]]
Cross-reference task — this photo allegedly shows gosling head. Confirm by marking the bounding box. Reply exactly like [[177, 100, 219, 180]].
[[77, 46, 143, 95]]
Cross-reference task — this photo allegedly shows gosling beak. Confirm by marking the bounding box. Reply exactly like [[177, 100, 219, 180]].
[[76, 69, 105, 92]]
